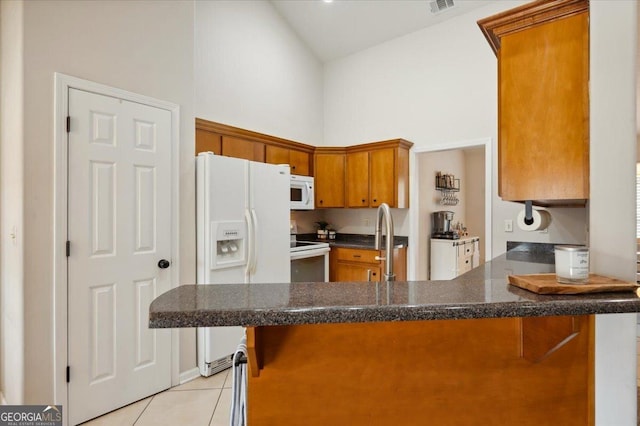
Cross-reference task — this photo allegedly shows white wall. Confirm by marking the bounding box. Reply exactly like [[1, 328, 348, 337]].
[[15, 0, 195, 403], [324, 208, 410, 237], [590, 1, 638, 424], [0, 0, 25, 404], [464, 147, 485, 262], [416, 150, 466, 280], [323, 1, 587, 257], [195, 0, 324, 145]]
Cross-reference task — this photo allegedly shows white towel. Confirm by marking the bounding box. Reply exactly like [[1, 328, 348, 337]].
[[230, 336, 248, 426]]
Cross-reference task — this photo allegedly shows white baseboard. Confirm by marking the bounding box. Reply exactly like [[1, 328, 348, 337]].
[[178, 367, 201, 385]]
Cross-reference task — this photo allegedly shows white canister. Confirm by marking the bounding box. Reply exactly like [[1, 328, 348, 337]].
[[554, 245, 589, 284]]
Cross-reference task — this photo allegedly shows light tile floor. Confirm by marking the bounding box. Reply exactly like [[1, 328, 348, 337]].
[[81, 369, 232, 426]]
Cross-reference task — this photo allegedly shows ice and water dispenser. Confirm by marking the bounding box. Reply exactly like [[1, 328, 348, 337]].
[[210, 220, 246, 270]]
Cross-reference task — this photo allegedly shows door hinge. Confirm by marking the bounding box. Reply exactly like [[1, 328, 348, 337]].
[[66, 241, 70, 257], [66, 366, 70, 383], [66, 116, 71, 133]]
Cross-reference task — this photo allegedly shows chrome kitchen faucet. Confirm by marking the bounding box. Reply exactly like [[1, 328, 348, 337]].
[[374, 203, 395, 281]]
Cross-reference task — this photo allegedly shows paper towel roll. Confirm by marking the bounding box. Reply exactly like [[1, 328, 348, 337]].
[[516, 209, 551, 231]]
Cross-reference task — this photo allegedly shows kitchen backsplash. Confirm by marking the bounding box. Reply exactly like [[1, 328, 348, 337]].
[[290, 210, 325, 234], [292, 208, 410, 236]]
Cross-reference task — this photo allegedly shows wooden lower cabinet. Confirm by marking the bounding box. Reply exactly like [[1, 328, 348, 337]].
[[246, 315, 594, 425], [334, 262, 381, 282], [330, 246, 406, 282]]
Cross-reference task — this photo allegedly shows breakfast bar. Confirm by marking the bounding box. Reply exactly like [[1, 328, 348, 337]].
[[150, 249, 640, 425]]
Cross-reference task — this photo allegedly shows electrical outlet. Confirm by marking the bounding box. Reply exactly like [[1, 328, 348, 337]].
[[364, 218, 370, 227], [504, 219, 513, 232]]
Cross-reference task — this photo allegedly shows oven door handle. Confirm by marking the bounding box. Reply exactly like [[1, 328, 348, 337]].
[[290, 247, 330, 261]]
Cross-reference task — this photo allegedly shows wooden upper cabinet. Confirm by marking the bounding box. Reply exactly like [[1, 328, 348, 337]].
[[195, 129, 221, 155], [195, 119, 413, 209], [222, 136, 265, 162], [314, 149, 345, 208], [288, 150, 310, 176], [266, 145, 311, 176], [196, 118, 313, 173], [369, 148, 396, 208], [478, 0, 589, 206], [345, 140, 411, 208], [346, 151, 369, 207], [265, 145, 289, 165]]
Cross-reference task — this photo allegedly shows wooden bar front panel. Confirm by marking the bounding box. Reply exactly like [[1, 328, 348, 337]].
[[248, 316, 593, 425]]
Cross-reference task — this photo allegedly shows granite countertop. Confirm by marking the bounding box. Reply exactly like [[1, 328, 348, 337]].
[[149, 247, 640, 328], [296, 233, 408, 249]]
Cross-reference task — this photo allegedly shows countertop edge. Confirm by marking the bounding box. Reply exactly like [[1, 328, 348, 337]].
[[149, 297, 640, 328]]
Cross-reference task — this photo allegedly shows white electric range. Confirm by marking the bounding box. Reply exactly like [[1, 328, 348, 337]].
[[290, 238, 330, 282]]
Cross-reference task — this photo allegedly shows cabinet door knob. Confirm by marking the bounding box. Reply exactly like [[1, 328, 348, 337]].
[[319, 200, 323, 204], [292, 166, 296, 170], [373, 198, 377, 203], [158, 259, 171, 269], [362, 199, 366, 203]]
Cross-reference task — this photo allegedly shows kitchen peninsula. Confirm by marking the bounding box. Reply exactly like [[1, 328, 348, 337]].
[[150, 248, 640, 425]]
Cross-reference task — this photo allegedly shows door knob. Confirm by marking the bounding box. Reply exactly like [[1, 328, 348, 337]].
[[158, 259, 171, 269]]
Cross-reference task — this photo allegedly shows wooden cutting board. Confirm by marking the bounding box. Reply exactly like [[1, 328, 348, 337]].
[[508, 273, 639, 295]]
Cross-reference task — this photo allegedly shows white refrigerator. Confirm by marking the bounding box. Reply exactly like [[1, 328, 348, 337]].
[[196, 152, 291, 376]]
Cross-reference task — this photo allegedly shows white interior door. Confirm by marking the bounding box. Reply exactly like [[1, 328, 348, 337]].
[[67, 88, 172, 425]]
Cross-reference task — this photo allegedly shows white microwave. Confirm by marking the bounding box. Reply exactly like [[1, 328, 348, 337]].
[[290, 175, 314, 210]]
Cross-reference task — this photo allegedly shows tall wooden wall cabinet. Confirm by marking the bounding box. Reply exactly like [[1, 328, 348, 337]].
[[478, 0, 589, 206]]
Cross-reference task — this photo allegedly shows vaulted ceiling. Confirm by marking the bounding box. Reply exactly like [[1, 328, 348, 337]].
[[270, 0, 493, 62]]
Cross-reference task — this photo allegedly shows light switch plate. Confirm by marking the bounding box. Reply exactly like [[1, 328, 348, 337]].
[[504, 219, 513, 232]]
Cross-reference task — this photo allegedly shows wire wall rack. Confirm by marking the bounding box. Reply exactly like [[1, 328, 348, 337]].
[[435, 172, 460, 206]]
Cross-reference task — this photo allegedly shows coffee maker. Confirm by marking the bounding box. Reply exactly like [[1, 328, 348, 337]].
[[431, 211, 459, 239]]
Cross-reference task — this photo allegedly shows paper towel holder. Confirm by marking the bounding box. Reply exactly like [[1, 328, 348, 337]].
[[517, 206, 551, 231], [524, 200, 534, 226]]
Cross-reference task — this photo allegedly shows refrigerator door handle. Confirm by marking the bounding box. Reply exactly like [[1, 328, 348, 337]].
[[245, 209, 255, 276], [249, 209, 259, 273]]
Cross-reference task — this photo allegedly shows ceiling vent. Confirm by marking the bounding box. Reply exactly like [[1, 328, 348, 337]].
[[430, 0, 455, 14]]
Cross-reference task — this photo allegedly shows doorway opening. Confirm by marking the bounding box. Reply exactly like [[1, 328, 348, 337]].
[[408, 138, 492, 281]]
